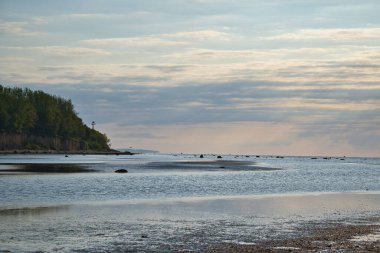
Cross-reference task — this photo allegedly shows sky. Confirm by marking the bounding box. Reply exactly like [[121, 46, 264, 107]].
[[1, 0, 380, 156]]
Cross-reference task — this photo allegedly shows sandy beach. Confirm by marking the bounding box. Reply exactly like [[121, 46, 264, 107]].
[[210, 216, 380, 252], [1, 192, 379, 252]]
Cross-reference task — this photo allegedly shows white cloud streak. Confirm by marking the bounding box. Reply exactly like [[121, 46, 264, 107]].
[[82, 30, 231, 47], [83, 37, 187, 47], [1, 46, 111, 57], [266, 27, 380, 41], [0, 21, 28, 34]]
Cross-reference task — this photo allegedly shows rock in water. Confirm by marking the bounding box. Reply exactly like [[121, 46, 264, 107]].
[[115, 169, 128, 173]]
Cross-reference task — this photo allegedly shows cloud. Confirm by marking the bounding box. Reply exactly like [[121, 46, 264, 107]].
[[164, 30, 230, 40], [42, 46, 111, 57], [63, 13, 123, 19], [100, 120, 380, 156], [30, 17, 48, 25], [1, 53, 380, 87], [7, 78, 379, 156], [100, 121, 299, 154], [1, 0, 380, 156], [0, 56, 34, 63], [82, 29, 232, 48], [266, 28, 380, 41], [0, 46, 110, 58], [0, 21, 28, 35], [0, 18, 46, 36], [82, 37, 187, 47], [19, 81, 380, 127]]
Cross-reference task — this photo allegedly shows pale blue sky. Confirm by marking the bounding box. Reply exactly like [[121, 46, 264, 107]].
[[1, 0, 380, 156]]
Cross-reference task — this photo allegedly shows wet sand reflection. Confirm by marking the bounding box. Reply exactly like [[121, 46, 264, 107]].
[[145, 160, 280, 171], [0, 205, 70, 216], [0, 163, 95, 174]]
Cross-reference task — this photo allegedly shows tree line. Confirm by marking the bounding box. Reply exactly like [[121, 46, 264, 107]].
[[0, 85, 110, 151]]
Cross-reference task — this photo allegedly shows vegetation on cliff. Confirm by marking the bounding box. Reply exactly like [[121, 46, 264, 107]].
[[0, 85, 110, 151]]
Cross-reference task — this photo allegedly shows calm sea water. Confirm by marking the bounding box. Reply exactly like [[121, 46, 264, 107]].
[[0, 154, 379, 207], [0, 154, 379, 252]]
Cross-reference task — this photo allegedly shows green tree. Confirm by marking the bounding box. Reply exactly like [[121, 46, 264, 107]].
[[0, 85, 111, 151]]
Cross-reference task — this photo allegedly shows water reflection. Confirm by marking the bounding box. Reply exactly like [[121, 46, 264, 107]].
[[0, 163, 95, 174], [0, 193, 379, 252], [0, 205, 69, 216], [145, 160, 280, 171]]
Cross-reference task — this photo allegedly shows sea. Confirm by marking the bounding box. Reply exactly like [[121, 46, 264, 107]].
[[0, 153, 379, 252]]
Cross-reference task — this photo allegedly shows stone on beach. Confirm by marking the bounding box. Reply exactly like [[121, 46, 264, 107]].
[[114, 169, 128, 173]]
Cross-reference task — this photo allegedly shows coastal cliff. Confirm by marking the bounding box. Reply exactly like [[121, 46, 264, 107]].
[[0, 85, 111, 152], [0, 133, 87, 151]]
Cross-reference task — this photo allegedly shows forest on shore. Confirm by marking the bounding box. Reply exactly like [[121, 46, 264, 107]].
[[0, 85, 110, 151]]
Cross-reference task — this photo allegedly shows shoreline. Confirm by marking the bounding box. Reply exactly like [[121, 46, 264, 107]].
[[1, 192, 379, 252], [0, 149, 134, 155], [2, 191, 380, 213]]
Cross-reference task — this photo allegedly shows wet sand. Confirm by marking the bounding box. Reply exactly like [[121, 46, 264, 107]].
[[0, 205, 70, 216], [210, 217, 380, 252], [145, 160, 280, 171], [1, 192, 379, 252], [205, 193, 380, 252], [0, 159, 279, 175], [0, 163, 95, 174]]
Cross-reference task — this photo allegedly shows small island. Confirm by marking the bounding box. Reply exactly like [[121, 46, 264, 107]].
[[0, 85, 129, 154]]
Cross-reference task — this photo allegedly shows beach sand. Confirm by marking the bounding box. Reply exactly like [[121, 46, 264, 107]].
[[210, 216, 380, 252], [1, 192, 379, 252]]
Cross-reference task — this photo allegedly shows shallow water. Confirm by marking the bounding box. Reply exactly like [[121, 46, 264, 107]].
[[0, 154, 379, 252], [1, 154, 379, 207]]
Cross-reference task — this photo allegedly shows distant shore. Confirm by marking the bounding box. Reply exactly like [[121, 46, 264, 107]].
[[0, 149, 134, 155]]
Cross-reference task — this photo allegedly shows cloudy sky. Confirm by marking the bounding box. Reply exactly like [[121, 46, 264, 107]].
[[1, 0, 380, 156]]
